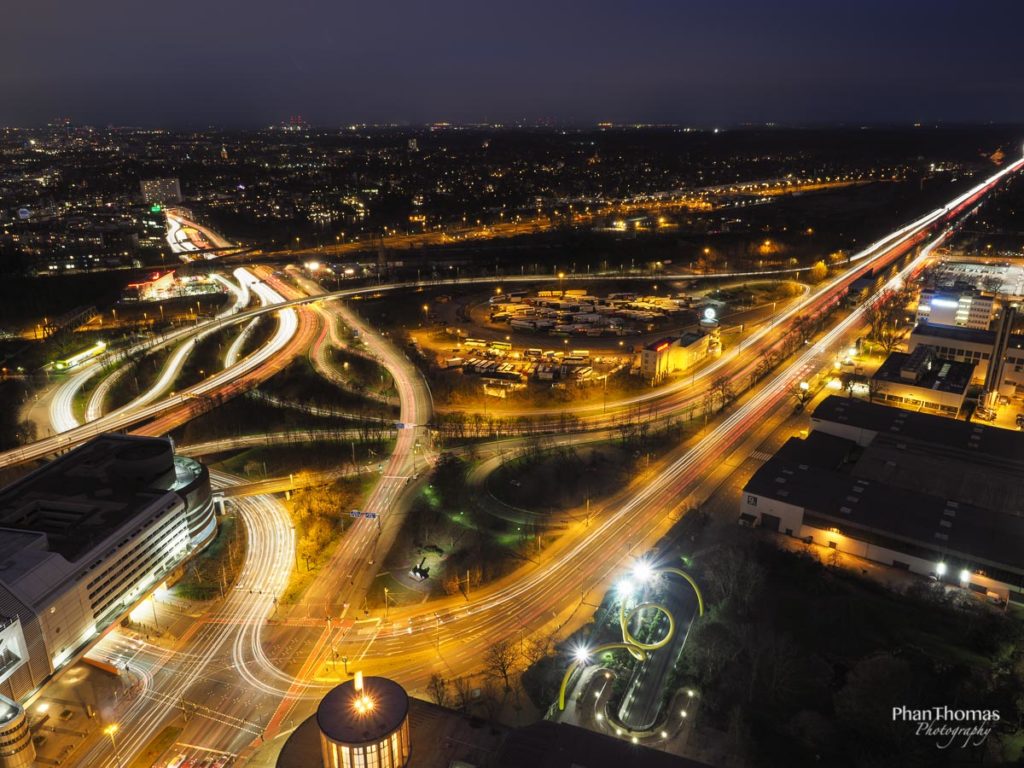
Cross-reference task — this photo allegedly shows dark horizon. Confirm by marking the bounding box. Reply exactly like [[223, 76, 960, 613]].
[[5, 0, 1024, 129], [6, 120, 1024, 132]]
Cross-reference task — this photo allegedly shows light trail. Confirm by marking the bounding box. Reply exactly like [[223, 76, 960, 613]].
[[57, 156, 1019, 766], [71, 472, 295, 768], [218, 157, 1020, 712], [50, 272, 250, 432], [11, 270, 300, 467]]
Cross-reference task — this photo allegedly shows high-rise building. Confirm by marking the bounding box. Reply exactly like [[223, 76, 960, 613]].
[[139, 177, 182, 206]]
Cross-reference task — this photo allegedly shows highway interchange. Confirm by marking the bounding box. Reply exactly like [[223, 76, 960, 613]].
[[9, 156, 1023, 767]]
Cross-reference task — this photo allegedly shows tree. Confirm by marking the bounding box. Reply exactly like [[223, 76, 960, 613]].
[[807, 260, 828, 284], [712, 375, 735, 409], [427, 673, 448, 707], [864, 288, 914, 354], [523, 634, 553, 666], [702, 545, 765, 614], [305, 518, 333, 549], [484, 638, 520, 691], [452, 676, 474, 713], [479, 677, 504, 721], [834, 653, 914, 741]]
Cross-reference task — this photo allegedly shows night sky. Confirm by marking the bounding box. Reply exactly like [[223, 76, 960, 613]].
[[4, 0, 1024, 127]]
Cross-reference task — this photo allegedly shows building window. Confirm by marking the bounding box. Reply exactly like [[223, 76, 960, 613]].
[[746, 495, 758, 506]]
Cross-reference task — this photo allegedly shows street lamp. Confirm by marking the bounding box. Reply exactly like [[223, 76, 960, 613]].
[[632, 559, 654, 584], [617, 579, 636, 599], [573, 645, 592, 664], [104, 724, 121, 767]]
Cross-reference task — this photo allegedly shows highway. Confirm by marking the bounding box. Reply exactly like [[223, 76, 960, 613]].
[[219, 158, 1023, 755], [48, 270, 250, 433], [6, 270, 305, 466], [166, 210, 236, 261], [70, 472, 294, 768], [15, 238, 938, 466], [48, 155, 1021, 767], [244, 222, 959, 716]]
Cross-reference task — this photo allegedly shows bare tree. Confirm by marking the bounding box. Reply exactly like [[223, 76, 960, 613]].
[[479, 677, 504, 722], [712, 375, 735, 409], [523, 634, 553, 666], [426, 673, 448, 707], [452, 676, 474, 713], [483, 638, 520, 691]]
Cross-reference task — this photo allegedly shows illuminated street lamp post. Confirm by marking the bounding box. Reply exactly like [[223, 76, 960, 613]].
[[104, 723, 121, 767]]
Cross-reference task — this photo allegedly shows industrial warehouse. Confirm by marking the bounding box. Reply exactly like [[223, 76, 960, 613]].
[[741, 396, 1024, 603], [0, 435, 215, 704]]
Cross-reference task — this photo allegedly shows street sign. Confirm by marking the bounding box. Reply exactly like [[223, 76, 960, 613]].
[[365, 512, 378, 519], [350, 510, 361, 518], [395, 422, 405, 430]]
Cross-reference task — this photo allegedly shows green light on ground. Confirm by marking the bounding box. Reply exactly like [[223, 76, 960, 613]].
[[150, 204, 163, 213]]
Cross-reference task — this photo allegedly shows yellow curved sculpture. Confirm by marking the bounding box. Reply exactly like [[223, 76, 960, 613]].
[[558, 642, 642, 710], [557, 566, 703, 711]]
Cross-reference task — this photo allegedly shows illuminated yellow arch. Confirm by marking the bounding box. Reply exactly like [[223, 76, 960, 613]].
[[557, 566, 703, 711]]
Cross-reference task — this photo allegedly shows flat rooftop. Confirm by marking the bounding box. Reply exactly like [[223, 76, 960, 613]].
[[745, 438, 1024, 574], [934, 260, 1024, 297], [872, 350, 974, 395], [0, 434, 179, 562], [813, 396, 1024, 466], [911, 322, 997, 346]]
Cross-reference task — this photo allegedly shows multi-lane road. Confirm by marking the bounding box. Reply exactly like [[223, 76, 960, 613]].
[[14, 155, 1019, 767]]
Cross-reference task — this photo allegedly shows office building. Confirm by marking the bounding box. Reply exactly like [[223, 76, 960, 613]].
[[869, 346, 974, 416], [139, 177, 182, 206], [916, 289, 995, 330], [740, 396, 1024, 602], [909, 319, 1024, 396], [0, 434, 215, 703]]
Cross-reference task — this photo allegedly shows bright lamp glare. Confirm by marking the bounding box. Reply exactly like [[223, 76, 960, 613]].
[[959, 569, 971, 583], [936, 562, 947, 577], [574, 646, 592, 664], [617, 579, 635, 598], [632, 560, 654, 583]]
